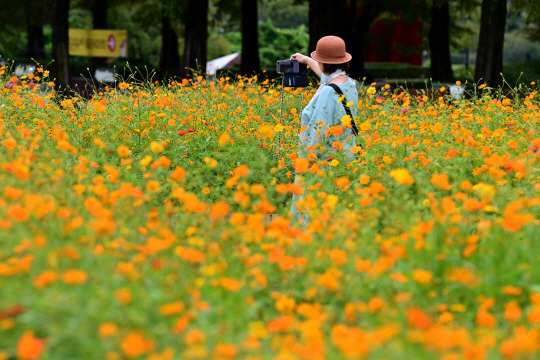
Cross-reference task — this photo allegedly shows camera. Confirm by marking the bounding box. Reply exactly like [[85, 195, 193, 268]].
[[276, 60, 308, 88]]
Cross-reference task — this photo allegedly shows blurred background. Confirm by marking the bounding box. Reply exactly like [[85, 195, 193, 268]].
[[0, 0, 538, 90]]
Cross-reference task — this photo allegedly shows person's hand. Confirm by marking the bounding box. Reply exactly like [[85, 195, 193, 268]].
[[290, 53, 309, 64], [290, 53, 323, 79]]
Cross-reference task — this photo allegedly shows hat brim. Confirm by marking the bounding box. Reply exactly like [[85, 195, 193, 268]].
[[310, 51, 352, 64]]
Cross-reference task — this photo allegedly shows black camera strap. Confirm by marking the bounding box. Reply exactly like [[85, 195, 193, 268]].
[[327, 83, 359, 136]]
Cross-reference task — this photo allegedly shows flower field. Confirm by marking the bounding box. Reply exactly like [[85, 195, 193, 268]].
[[0, 66, 539, 359]]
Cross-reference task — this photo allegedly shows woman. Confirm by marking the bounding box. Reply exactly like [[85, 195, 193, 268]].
[[289, 35, 359, 222]]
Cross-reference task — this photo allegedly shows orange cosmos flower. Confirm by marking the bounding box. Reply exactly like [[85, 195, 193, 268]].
[[502, 286, 523, 296], [317, 268, 342, 291], [93, 101, 106, 112], [368, 297, 385, 313], [214, 343, 238, 359], [116, 145, 131, 157], [335, 177, 350, 190], [2, 138, 16, 150], [0, 220, 12, 229], [220, 277, 242, 292], [390, 273, 409, 283], [98, 322, 118, 338], [16, 331, 45, 360], [233, 164, 249, 178], [33, 270, 57, 289], [527, 305, 540, 323], [210, 202, 229, 221], [7, 204, 30, 222], [359, 174, 371, 185], [355, 258, 372, 272], [218, 132, 231, 146], [175, 246, 205, 263], [501, 201, 534, 231], [170, 166, 186, 181], [294, 158, 310, 173], [430, 173, 453, 190], [504, 301, 522, 322], [407, 308, 433, 329], [331, 325, 369, 358], [446, 267, 478, 287], [172, 315, 191, 334], [146, 180, 160, 193], [499, 327, 540, 358], [279, 256, 296, 271], [184, 329, 206, 344], [62, 269, 88, 285], [267, 315, 295, 333], [121, 332, 153, 358], [329, 249, 348, 266], [476, 311, 497, 327], [463, 197, 483, 212], [275, 297, 296, 314], [412, 269, 432, 284], [159, 302, 185, 316], [115, 288, 133, 305]]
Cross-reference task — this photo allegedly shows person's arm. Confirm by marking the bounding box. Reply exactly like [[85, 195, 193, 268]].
[[290, 53, 322, 79]]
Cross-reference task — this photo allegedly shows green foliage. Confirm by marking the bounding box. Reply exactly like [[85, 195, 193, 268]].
[[224, 20, 309, 67], [258, 0, 308, 29], [208, 31, 232, 60], [511, 0, 540, 41], [69, 8, 93, 29], [502, 58, 540, 86], [109, 2, 162, 66], [365, 62, 429, 80], [449, 1, 481, 52]]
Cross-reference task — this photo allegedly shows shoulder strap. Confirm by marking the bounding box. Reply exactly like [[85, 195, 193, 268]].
[[327, 83, 359, 136]]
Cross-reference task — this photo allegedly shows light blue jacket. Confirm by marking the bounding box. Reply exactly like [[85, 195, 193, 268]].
[[297, 71, 358, 161], [291, 71, 358, 221]]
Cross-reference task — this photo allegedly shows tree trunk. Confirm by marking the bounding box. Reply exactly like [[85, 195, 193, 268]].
[[24, 2, 46, 60], [26, 23, 45, 59], [92, 0, 108, 68], [475, 0, 507, 87], [183, 0, 208, 77], [92, 0, 108, 29], [52, 0, 71, 92], [309, 0, 379, 83], [347, 1, 381, 83], [429, 1, 454, 82], [160, 12, 180, 69], [309, 0, 347, 53], [241, 0, 260, 75]]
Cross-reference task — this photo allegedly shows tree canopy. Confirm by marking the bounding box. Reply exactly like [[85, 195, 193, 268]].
[[0, 0, 539, 88]]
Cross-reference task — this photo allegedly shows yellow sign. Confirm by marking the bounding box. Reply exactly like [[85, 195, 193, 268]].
[[69, 29, 128, 58]]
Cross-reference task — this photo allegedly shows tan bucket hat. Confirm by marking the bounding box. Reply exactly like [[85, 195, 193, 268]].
[[310, 35, 352, 64]]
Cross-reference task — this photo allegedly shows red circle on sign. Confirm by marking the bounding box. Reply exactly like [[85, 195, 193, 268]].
[[108, 35, 116, 52]]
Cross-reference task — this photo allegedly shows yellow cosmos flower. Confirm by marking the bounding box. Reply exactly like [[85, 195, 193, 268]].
[[150, 141, 164, 153], [218, 132, 231, 146], [204, 157, 217, 168], [390, 169, 414, 185], [274, 123, 284, 133]]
